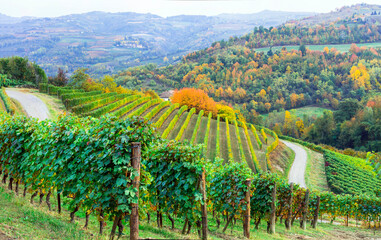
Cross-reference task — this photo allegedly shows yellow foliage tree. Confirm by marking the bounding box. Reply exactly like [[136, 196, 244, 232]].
[[349, 62, 371, 90], [258, 89, 267, 99]]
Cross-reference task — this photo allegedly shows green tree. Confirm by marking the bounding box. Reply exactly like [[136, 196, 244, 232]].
[[334, 99, 362, 123], [299, 44, 307, 56], [69, 68, 90, 89]]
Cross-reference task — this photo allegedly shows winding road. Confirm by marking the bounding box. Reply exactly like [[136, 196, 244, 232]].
[[281, 140, 307, 188], [5, 89, 50, 120]]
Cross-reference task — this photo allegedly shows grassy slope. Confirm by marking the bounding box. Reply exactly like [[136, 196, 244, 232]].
[[269, 142, 295, 177], [219, 120, 229, 163], [303, 145, 330, 192], [141, 103, 160, 118], [207, 118, 218, 160], [167, 111, 188, 139], [181, 114, 197, 142], [229, 122, 241, 163], [51, 89, 292, 174], [1, 183, 380, 240], [150, 106, 169, 123], [158, 109, 179, 133], [239, 126, 255, 171], [248, 129, 266, 169], [195, 117, 207, 144]]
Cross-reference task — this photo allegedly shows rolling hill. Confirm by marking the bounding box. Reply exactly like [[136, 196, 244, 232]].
[[0, 11, 313, 76]]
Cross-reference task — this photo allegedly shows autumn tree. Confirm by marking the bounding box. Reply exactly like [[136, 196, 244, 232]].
[[171, 88, 217, 116], [349, 62, 371, 90], [49, 68, 68, 87]]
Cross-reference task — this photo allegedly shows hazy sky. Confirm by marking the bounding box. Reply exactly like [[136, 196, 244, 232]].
[[1, 0, 380, 18]]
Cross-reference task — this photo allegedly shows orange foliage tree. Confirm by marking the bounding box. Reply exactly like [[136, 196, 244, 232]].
[[171, 88, 217, 116]]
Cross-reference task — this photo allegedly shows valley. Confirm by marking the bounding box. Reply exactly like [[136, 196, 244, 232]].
[[0, 2, 380, 240]]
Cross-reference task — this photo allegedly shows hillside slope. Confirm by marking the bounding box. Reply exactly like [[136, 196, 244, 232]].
[[40, 84, 285, 174]]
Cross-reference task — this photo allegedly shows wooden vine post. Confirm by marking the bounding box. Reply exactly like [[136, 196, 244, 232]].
[[130, 142, 141, 240], [312, 196, 321, 229], [200, 167, 208, 240], [301, 189, 310, 230], [243, 179, 251, 238], [268, 182, 276, 234]]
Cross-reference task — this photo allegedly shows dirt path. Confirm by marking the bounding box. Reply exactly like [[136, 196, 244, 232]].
[[5, 89, 50, 120], [281, 140, 307, 188]]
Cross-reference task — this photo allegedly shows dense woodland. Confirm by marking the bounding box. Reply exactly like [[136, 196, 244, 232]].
[[0, 56, 47, 87], [113, 22, 381, 152]]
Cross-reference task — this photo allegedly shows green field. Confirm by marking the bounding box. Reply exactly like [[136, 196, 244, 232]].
[[255, 41, 381, 53], [263, 106, 330, 120]]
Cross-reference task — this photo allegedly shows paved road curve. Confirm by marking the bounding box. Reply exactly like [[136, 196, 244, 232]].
[[5, 89, 50, 120], [281, 140, 307, 188]]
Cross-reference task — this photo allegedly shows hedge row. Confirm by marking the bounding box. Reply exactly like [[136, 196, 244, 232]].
[[190, 110, 204, 144], [0, 88, 15, 115], [215, 115, 220, 158], [144, 101, 170, 121], [249, 124, 262, 149], [241, 121, 260, 173], [67, 92, 118, 109], [112, 96, 152, 119], [47, 84, 58, 95], [154, 103, 180, 129], [71, 93, 125, 114], [203, 112, 213, 154], [83, 95, 140, 118], [226, 118, 233, 161], [161, 105, 188, 139], [128, 98, 162, 118], [61, 90, 102, 104], [38, 83, 48, 93], [57, 87, 80, 97], [233, 119, 246, 163], [260, 128, 268, 144], [175, 108, 196, 141]]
